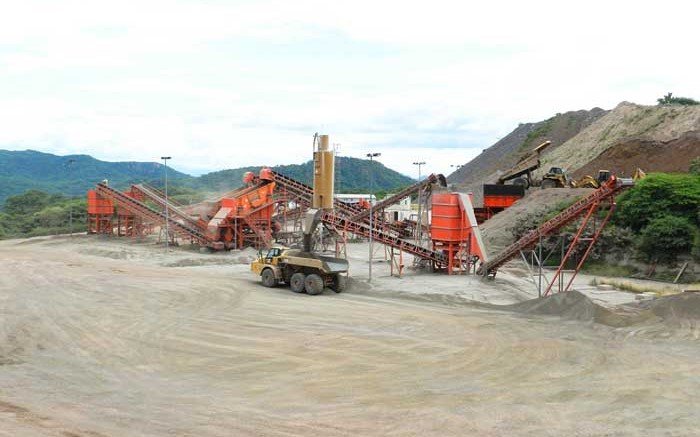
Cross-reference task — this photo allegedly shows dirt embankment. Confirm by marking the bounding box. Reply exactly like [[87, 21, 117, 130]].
[[479, 188, 594, 258], [542, 102, 700, 177], [573, 130, 700, 179], [448, 108, 607, 191]]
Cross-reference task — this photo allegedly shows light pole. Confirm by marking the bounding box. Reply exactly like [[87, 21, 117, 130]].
[[366, 152, 381, 283], [65, 158, 76, 238], [161, 156, 171, 252], [412, 161, 425, 243]]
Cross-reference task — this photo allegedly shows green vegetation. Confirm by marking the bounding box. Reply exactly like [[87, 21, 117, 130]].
[[583, 263, 638, 277], [690, 157, 700, 175], [0, 190, 86, 238], [0, 151, 415, 207], [637, 216, 695, 263], [520, 117, 554, 151], [657, 92, 699, 106], [186, 157, 414, 195], [0, 151, 416, 239], [615, 173, 700, 231], [509, 172, 700, 278]]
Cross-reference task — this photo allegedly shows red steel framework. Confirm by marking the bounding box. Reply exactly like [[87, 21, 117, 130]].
[[86, 169, 489, 273], [477, 176, 633, 295]]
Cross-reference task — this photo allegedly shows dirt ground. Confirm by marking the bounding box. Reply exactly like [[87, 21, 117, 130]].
[[2, 235, 700, 437]]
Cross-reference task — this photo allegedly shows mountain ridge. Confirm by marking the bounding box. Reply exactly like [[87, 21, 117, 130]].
[[0, 149, 415, 207]]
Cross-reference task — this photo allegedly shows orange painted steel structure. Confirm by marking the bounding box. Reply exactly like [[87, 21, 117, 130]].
[[477, 176, 631, 294], [130, 184, 202, 230], [431, 192, 488, 274], [350, 173, 442, 221], [95, 183, 208, 245], [86, 169, 485, 272], [87, 190, 114, 234], [206, 181, 277, 249]]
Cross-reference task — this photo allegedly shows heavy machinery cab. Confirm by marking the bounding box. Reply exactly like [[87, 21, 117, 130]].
[[263, 246, 284, 262], [541, 167, 569, 188], [597, 170, 611, 184]]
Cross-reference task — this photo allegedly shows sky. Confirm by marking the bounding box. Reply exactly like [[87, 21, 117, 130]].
[[0, 0, 698, 179]]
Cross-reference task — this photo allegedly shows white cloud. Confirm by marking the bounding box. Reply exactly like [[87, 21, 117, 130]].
[[0, 0, 699, 181]]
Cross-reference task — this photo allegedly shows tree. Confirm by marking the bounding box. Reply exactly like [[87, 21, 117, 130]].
[[637, 215, 695, 263], [657, 92, 700, 106], [615, 173, 700, 231], [35, 205, 66, 228]]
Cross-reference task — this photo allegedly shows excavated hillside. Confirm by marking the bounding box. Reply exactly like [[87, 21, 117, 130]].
[[449, 102, 700, 201], [448, 108, 607, 194], [541, 102, 700, 179]]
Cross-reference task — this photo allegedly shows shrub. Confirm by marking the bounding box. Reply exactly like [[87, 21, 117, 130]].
[[637, 215, 695, 263], [690, 157, 700, 175], [615, 173, 700, 231]]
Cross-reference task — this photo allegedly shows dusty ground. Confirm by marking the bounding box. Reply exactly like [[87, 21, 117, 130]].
[[2, 235, 700, 437]]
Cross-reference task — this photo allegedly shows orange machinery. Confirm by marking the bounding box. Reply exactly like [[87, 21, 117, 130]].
[[430, 191, 488, 274], [473, 184, 525, 223], [87, 189, 115, 234], [206, 168, 277, 249]]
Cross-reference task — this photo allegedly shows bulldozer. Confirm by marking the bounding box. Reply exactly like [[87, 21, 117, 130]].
[[540, 166, 571, 189]]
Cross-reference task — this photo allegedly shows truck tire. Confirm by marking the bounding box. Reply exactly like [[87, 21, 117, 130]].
[[289, 273, 306, 293], [513, 177, 529, 189], [541, 179, 557, 189], [261, 269, 277, 288], [331, 275, 347, 293], [304, 274, 324, 295]]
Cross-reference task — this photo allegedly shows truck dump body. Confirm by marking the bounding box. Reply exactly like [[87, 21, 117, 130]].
[[282, 250, 349, 274]]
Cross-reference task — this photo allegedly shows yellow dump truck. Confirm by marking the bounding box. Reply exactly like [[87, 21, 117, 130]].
[[251, 245, 348, 295]]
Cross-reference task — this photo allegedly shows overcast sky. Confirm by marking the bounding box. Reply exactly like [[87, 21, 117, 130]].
[[0, 1, 697, 178]]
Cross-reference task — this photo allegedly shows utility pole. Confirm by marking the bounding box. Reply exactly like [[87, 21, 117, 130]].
[[66, 158, 76, 238], [161, 156, 172, 252], [366, 152, 381, 283], [412, 161, 425, 243]]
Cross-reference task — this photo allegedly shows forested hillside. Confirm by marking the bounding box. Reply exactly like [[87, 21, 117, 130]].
[[0, 151, 415, 208]]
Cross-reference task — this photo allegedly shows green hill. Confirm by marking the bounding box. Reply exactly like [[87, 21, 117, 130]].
[[193, 156, 413, 194], [0, 150, 414, 208], [0, 150, 193, 204]]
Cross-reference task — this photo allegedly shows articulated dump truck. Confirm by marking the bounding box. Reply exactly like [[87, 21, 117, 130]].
[[251, 245, 349, 295]]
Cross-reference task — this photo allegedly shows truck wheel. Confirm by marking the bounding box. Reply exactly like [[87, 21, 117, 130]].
[[513, 177, 529, 189], [304, 274, 324, 295], [289, 273, 306, 293], [331, 275, 347, 293], [541, 179, 557, 189], [261, 269, 277, 288]]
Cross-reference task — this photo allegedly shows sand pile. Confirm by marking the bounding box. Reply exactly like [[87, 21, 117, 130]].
[[644, 293, 700, 325], [501, 290, 700, 332], [502, 290, 631, 326]]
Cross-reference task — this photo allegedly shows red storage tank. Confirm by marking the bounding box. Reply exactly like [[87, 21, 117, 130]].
[[431, 192, 467, 242]]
